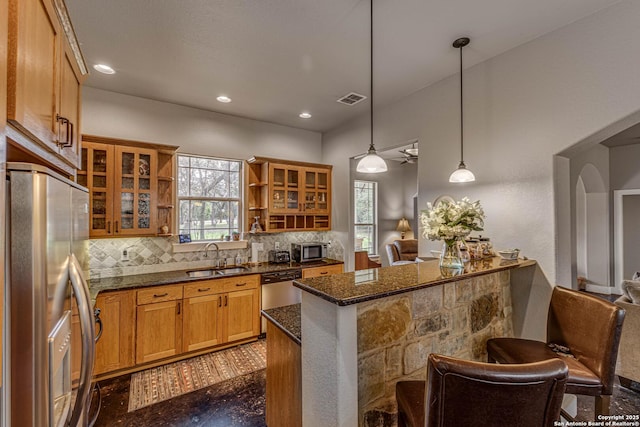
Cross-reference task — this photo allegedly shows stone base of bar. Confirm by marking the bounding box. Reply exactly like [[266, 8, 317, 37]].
[[357, 270, 513, 426]]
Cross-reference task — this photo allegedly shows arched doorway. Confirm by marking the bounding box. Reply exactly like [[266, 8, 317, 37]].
[[576, 164, 609, 289]]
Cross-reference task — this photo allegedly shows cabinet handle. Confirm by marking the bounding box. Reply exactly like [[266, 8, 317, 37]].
[[235, 283, 246, 287], [320, 271, 328, 275], [177, 302, 181, 315], [107, 221, 111, 234], [198, 287, 211, 292], [115, 221, 119, 233], [224, 295, 228, 306], [153, 293, 168, 298], [218, 296, 222, 307], [55, 114, 73, 148]]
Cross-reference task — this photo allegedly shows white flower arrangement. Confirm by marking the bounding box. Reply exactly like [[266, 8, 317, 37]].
[[420, 197, 485, 243]]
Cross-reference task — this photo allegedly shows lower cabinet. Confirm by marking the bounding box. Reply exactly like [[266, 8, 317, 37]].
[[93, 275, 261, 376], [183, 276, 261, 351], [301, 263, 343, 279], [71, 306, 81, 383], [94, 291, 136, 375], [226, 288, 260, 342], [183, 293, 224, 352], [135, 284, 184, 364]]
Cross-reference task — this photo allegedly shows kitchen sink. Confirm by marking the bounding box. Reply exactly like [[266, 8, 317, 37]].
[[214, 266, 249, 275], [186, 266, 249, 278], [186, 269, 215, 278]]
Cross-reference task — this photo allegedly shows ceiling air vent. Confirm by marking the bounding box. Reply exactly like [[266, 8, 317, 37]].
[[337, 92, 367, 106]]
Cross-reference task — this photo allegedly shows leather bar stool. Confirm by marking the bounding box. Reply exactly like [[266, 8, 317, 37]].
[[396, 353, 568, 427], [487, 286, 625, 421]]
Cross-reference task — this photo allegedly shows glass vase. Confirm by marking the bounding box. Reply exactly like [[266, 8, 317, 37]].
[[440, 239, 464, 276]]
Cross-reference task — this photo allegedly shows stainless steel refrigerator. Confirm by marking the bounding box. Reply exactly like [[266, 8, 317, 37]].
[[5, 163, 96, 427]]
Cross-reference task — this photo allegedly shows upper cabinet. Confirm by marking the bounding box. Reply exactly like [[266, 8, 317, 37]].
[[78, 135, 178, 238], [245, 157, 332, 232], [6, 0, 87, 172]]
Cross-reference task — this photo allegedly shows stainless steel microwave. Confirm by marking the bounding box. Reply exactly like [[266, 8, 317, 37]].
[[291, 242, 328, 263]]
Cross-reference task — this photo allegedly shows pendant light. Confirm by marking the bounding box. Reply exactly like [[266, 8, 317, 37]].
[[356, 0, 387, 173], [449, 37, 475, 183]]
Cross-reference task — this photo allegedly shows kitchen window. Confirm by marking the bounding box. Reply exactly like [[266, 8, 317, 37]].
[[354, 180, 378, 255], [177, 154, 242, 241]]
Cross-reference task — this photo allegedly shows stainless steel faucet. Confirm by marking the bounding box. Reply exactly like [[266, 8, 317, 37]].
[[203, 242, 221, 267]]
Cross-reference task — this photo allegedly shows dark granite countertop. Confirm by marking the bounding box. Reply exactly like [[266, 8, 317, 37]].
[[261, 304, 301, 345], [88, 258, 344, 295], [293, 256, 535, 306]]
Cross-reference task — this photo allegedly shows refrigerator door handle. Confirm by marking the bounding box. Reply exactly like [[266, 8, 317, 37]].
[[68, 254, 96, 427]]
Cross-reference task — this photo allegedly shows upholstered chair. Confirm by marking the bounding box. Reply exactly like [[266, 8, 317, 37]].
[[385, 239, 418, 265], [487, 286, 625, 421], [396, 353, 568, 427]]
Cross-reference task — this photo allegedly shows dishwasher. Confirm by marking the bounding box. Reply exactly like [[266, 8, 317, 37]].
[[260, 268, 303, 333]]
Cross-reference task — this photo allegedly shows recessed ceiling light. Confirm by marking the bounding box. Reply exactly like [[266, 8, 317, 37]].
[[93, 64, 115, 74], [217, 95, 232, 103], [299, 112, 312, 119]]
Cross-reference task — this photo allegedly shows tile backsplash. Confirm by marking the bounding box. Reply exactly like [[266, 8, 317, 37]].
[[89, 231, 344, 279]]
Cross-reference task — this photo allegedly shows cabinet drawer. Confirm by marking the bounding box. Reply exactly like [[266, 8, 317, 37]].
[[137, 285, 183, 305], [217, 274, 260, 293], [302, 264, 343, 279], [184, 280, 224, 298]]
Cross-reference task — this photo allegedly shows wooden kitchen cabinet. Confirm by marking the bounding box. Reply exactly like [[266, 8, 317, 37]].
[[245, 157, 332, 232], [301, 264, 343, 279], [113, 145, 157, 235], [94, 290, 136, 375], [226, 288, 260, 342], [71, 305, 81, 383], [94, 274, 260, 375], [269, 164, 301, 214], [135, 285, 184, 364], [184, 276, 260, 349], [183, 289, 224, 353], [78, 135, 178, 238], [7, 0, 86, 170]]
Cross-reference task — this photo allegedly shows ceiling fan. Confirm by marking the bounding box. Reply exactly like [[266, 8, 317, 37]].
[[392, 143, 418, 164]]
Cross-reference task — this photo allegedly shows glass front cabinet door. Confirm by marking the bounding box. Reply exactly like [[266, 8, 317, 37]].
[[269, 164, 300, 213], [114, 146, 158, 235], [303, 167, 330, 213], [79, 142, 115, 237]]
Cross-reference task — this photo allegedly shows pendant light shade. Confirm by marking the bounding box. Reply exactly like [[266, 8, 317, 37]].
[[449, 37, 475, 183], [449, 161, 476, 183], [356, 0, 387, 174]]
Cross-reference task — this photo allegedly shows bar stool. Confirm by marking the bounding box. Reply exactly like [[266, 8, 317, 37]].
[[396, 353, 568, 427], [487, 286, 625, 421]]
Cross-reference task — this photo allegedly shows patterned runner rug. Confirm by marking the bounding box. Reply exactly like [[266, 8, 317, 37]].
[[128, 340, 267, 412]]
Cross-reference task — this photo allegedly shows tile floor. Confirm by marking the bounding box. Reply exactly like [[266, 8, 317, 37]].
[[94, 369, 266, 426]]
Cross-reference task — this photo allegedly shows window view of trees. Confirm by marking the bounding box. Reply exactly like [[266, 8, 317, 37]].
[[178, 155, 242, 241], [354, 180, 377, 254]]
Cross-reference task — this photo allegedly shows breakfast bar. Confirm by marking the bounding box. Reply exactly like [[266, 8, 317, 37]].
[[287, 256, 546, 427]]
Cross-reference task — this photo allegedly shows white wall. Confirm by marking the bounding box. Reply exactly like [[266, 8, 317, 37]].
[[323, 0, 640, 284], [610, 144, 640, 190], [623, 195, 640, 279], [82, 87, 322, 161], [576, 177, 587, 278]]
